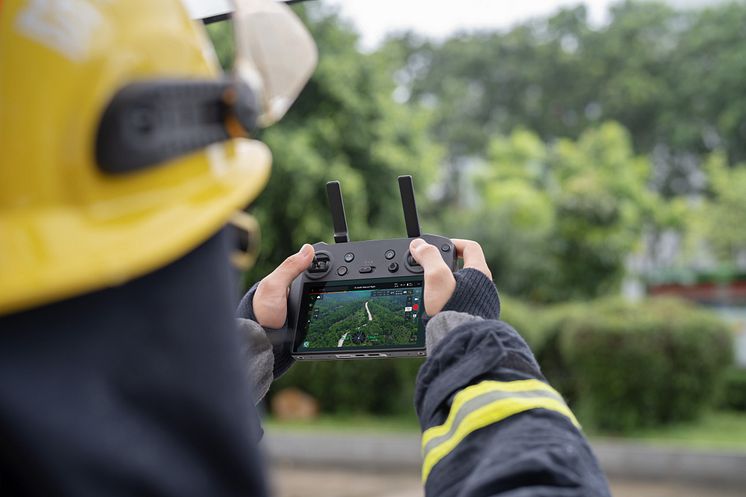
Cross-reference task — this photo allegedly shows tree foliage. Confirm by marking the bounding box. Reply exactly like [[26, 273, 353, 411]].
[[209, 6, 442, 280], [205, 1, 746, 298], [688, 152, 746, 271], [385, 1, 746, 196], [441, 123, 669, 301], [202, 3, 744, 427]]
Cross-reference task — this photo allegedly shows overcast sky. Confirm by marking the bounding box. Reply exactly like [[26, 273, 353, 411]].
[[182, 1, 738, 44], [323, 0, 735, 50]]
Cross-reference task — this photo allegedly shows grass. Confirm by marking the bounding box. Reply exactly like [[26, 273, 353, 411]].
[[265, 410, 746, 451], [263, 413, 420, 433], [594, 410, 746, 451]]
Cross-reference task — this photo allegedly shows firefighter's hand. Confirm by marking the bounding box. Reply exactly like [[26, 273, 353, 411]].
[[409, 238, 492, 316], [253, 244, 315, 328]]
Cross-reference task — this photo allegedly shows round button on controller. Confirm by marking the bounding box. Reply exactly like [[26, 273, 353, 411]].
[[388, 262, 399, 272], [344, 252, 354, 262], [441, 244, 451, 252], [384, 249, 396, 260], [337, 266, 348, 276]]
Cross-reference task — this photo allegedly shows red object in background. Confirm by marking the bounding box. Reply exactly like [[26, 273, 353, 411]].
[[413, 303, 419, 311], [648, 280, 746, 305]]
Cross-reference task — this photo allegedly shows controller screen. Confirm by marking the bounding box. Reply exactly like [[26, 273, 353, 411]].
[[295, 276, 425, 352]]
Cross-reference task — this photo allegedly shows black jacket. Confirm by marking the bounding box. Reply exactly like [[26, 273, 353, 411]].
[[416, 269, 610, 497], [0, 231, 269, 497]]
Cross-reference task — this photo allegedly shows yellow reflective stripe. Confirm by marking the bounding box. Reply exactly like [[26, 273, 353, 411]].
[[421, 380, 579, 482], [422, 379, 561, 449]]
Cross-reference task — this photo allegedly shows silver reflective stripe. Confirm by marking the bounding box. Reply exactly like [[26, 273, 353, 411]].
[[422, 388, 564, 457]]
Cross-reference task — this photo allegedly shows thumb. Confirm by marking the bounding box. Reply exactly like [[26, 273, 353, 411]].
[[263, 244, 315, 292], [409, 238, 456, 315], [409, 239, 449, 273], [253, 244, 315, 329]]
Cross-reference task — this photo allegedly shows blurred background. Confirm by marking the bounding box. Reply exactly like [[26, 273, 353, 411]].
[[208, 1, 746, 495]]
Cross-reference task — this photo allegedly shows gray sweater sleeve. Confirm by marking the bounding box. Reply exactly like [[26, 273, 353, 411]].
[[236, 281, 295, 379], [425, 311, 483, 355], [236, 318, 274, 405], [235, 281, 296, 405]]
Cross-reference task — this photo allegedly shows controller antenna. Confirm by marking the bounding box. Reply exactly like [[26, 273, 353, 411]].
[[326, 180, 350, 243], [398, 175, 421, 238]]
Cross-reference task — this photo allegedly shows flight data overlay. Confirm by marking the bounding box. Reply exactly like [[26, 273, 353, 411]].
[[296, 277, 424, 351]]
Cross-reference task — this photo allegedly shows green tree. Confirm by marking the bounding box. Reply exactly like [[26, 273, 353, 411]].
[[448, 122, 667, 302], [385, 1, 746, 198], [687, 152, 746, 273], [208, 6, 442, 282]]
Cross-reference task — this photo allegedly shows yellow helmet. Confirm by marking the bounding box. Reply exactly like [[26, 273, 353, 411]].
[[0, 0, 316, 315]]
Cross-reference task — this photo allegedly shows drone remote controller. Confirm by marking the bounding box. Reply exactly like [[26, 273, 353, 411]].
[[287, 176, 456, 360]]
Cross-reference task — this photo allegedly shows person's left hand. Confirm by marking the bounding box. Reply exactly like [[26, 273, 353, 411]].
[[253, 244, 315, 328]]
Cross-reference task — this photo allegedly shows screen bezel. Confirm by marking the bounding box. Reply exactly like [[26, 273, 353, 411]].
[[292, 275, 426, 355]]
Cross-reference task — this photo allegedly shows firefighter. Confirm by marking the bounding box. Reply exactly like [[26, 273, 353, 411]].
[[0, 0, 610, 495], [0, 0, 312, 494]]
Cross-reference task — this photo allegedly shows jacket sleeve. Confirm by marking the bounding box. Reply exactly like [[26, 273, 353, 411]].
[[416, 269, 611, 497], [237, 281, 295, 379]]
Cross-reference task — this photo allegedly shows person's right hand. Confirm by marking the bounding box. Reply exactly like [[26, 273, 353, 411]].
[[408, 238, 492, 316], [241, 244, 315, 384], [253, 244, 315, 329]]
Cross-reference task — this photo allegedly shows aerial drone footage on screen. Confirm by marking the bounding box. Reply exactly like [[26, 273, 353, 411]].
[[296, 277, 425, 352]]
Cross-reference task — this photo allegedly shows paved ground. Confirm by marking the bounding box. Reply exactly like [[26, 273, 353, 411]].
[[264, 430, 746, 487], [270, 465, 746, 497]]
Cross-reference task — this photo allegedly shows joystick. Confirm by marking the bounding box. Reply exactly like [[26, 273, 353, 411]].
[[287, 176, 457, 360], [308, 254, 330, 274]]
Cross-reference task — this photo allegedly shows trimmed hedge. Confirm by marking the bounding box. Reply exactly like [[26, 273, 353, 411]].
[[268, 297, 734, 433], [553, 298, 733, 432], [719, 367, 746, 411], [269, 357, 423, 416], [533, 302, 588, 406]]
